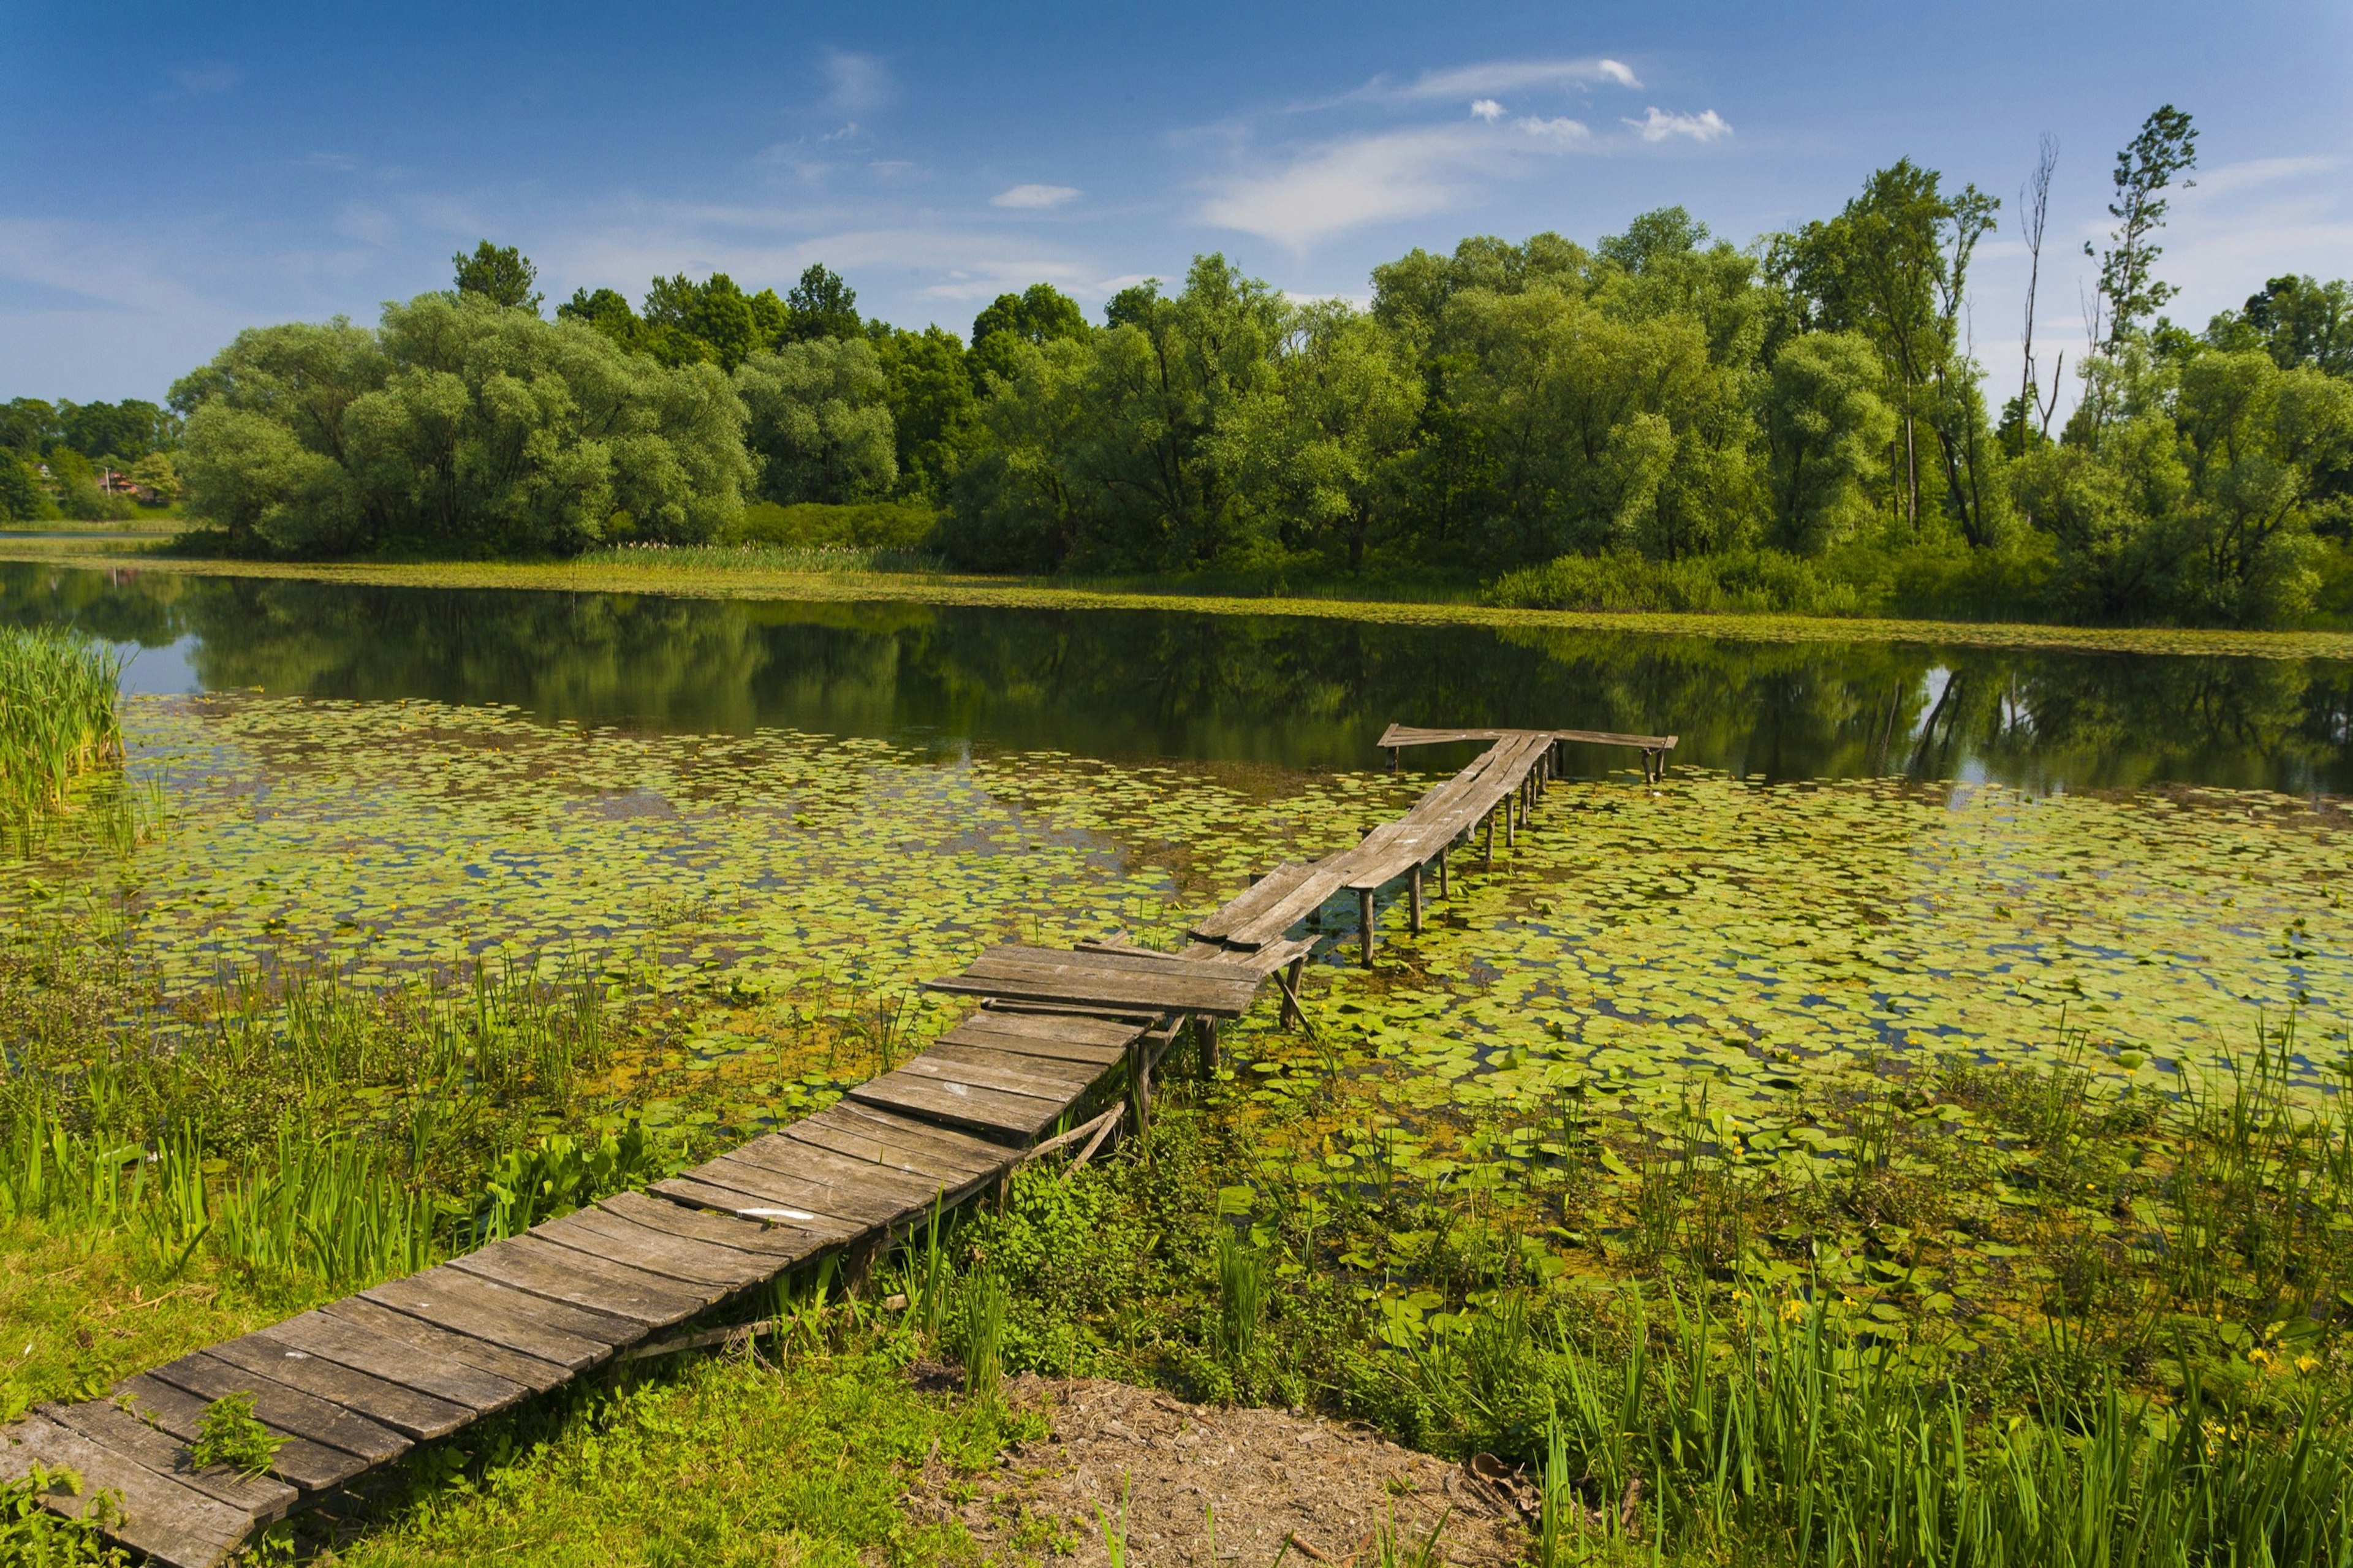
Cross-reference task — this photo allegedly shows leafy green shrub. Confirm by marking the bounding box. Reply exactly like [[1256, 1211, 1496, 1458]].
[[0, 1464, 127, 1565], [724, 498, 937, 550], [191, 1391, 284, 1477]]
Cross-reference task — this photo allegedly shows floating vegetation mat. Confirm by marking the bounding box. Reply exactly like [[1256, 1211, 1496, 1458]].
[[9, 694, 2347, 1104]]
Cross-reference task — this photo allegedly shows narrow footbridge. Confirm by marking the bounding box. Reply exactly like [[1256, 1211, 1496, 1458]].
[[1, 724, 1670, 1566]]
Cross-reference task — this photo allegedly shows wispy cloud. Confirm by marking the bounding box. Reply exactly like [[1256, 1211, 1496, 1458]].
[[1401, 58, 1639, 99], [1469, 99, 1505, 123], [1202, 121, 1596, 249], [2176, 154, 2337, 200], [172, 64, 239, 96], [822, 49, 892, 114], [1624, 107, 1732, 144], [991, 183, 1082, 210]]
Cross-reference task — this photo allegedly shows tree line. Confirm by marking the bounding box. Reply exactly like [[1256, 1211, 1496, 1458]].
[[63, 105, 2353, 624], [0, 398, 183, 520]]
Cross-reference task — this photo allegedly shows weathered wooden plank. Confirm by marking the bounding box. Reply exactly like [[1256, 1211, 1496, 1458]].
[[113, 1373, 373, 1493], [1376, 722, 1677, 751], [362, 1268, 629, 1370], [445, 1233, 714, 1328], [685, 1151, 913, 1227], [849, 1072, 1066, 1141], [37, 1400, 297, 1523], [203, 1331, 475, 1441], [317, 1297, 572, 1395], [934, 1020, 1132, 1067], [895, 1044, 1100, 1099], [596, 1190, 835, 1260], [719, 1135, 969, 1215], [926, 969, 1258, 1017], [142, 1350, 411, 1464], [1189, 860, 1322, 941], [650, 1173, 861, 1229], [270, 1306, 539, 1412], [782, 1102, 1014, 1183], [1216, 858, 1353, 950], [535, 1207, 778, 1290], [0, 1413, 256, 1568], [942, 1009, 1142, 1050]]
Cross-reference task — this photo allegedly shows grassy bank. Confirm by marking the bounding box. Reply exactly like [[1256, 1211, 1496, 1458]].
[[1, 687, 2349, 1560], [7, 539, 2353, 661]]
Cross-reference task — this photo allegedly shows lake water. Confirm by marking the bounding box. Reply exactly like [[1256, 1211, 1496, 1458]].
[[6, 562, 2351, 795]]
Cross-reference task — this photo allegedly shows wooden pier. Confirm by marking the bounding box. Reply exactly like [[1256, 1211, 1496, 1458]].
[[0, 724, 1661, 1565]]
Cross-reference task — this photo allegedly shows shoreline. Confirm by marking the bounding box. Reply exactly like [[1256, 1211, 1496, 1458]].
[[7, 542, 2353, 661]]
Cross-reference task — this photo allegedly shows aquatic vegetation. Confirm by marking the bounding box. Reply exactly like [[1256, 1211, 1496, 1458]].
[[0, 627, 126, 852], [580, 540, 947, 574]]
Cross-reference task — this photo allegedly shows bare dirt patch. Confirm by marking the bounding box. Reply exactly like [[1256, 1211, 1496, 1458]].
[[902, 1375, 1527, 1567]]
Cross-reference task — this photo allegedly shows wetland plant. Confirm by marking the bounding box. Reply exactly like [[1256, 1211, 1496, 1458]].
[[959, 1269, 1007, 1402], [191, 1392, 284, 1479]]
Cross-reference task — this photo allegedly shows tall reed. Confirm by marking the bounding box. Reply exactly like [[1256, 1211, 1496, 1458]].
[[0, 627, 124, 846]]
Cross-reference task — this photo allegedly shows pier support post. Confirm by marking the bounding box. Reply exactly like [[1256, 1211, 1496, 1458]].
[[1358, 888, 1376, 967], [1280, 955, 1306, 1029], [1195, 1015, 1220, 1078], [1409, 863, 1423, 934], [1483, 809, 1496, 867], [1436, 844, 1449, 900]]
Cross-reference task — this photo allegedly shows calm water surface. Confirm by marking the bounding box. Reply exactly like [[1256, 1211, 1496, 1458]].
[[5, 562, 2349, 794]]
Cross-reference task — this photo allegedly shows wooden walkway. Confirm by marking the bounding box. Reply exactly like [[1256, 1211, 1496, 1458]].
[[0, 724, 1651, 1565]]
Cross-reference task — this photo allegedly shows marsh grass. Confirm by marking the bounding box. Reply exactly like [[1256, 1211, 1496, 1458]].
[[0, 628, 153, 860], [579, 540, 948, 574]]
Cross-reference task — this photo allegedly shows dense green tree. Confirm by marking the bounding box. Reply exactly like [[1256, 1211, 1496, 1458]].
[[1210, 301, 1423, 569], [643, 273, 763, 370], [0, 450, 46, 519], [57, 398, 178, 460], [2089, 106, 2197, 348], [557, 287, 644, 349], [2209, 276, 2353, 379], [174, 293, 749, 555], [0, 398, 58, 453], [1763, 331, 1896, 551], [969, 282, 1090, 391], [735, 336, 897, 504], [784, 265, 862, 343], [868, 324, 976, 498], [452, 241, 543, 312]]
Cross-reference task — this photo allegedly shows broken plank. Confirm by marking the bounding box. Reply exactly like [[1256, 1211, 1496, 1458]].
[[791, 1099, 1023, 1177], [849, 1072, 1067, 1142], [781, 1105, 1012, 1185], [649, 1173, 863, 1231], [37, 1400, 296, 1524]]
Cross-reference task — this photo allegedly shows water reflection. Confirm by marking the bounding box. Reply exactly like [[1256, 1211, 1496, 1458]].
[[4, 562, 2348, 792]]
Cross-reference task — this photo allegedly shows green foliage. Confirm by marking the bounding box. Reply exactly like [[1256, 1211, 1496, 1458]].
[[784, 263, 862, 344], [723, 497, 936, 550], [958, 1270, 1007, 1401], [735, 336, 898, 504], [0, 1464, 128, 1565], [191, 1390, 286, 1477], [870, 323, 978, 497], [0, 451, 48, 520], [172, 293, 752, 556], [2091, 105, 2199, 346], [0, 627, 122, 841], [450, 240, 542, 313], [473, 1121, 678, 1242]]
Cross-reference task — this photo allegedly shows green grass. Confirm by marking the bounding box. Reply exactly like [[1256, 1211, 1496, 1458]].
[[0, 628, 123, 845], [332, 1339, 1038, 1567], [579, 540, 948, 574]]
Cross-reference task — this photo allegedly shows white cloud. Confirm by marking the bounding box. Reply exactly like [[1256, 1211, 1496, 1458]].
[[172, 65, 238, 95], [1624, 107, 1732, 144], [1200, 119, 1596, 249], [333, 204, 396, 248], [2175, 155, 2337, 201], [991, 184, 1082, 210], [1517, 116, 1590, 143], [1403, 58, 1639, 98], [821, 49, 892, 114], [1469, 99, 1505, 123]]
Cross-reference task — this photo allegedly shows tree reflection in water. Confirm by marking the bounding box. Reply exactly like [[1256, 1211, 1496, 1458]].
[[4, 563, 2347, 793]]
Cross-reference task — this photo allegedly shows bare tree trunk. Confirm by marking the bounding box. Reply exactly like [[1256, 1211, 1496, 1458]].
[[2017, 134, 2058, 453]]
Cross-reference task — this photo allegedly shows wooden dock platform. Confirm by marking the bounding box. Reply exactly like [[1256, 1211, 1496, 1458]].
[[0, 722, 1626, 1564]]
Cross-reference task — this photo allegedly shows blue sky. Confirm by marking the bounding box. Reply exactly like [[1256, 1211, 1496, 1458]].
[[4, 0, 2348, 406]]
